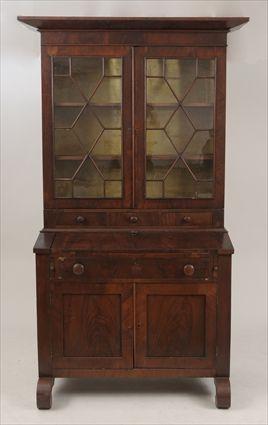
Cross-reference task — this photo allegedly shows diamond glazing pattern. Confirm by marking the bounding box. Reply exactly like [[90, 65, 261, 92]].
[[53, 57, 122, 198], [146, 58, 215, 199]]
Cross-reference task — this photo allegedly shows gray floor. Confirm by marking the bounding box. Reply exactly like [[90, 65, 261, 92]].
[[2, 317, 267, 425]]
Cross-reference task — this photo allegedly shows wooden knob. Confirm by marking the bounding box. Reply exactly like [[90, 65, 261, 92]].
[[183, 264, 195, 276], [182, 215, 192, 224], [130, 230, 139, 237], [130, 216, 138, 224], [76, 215, 86, 224], [72, 263, 85, 275]]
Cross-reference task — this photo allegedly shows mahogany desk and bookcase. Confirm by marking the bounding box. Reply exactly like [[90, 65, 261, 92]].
[[18, 16, 249, 409]]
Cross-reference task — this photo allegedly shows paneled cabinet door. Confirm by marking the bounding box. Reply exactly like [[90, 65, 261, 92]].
[[51, 283, 133, 369], [134, 46, 226, 209], [42, 45, 132, 209], [135, 284, 216, 368]]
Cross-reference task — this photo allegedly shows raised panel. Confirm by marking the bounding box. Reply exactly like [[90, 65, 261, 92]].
[[52, 283, 133, 369], [63, 294, 121, 357], [135, 284, 216, 368], [147, 295, 205, 356]]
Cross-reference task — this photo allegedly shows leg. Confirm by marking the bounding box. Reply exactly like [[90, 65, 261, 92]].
[[36, 377, 55, 409], [214, 377, 231, 409]]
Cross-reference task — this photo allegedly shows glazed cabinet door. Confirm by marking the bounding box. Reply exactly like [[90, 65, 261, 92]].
[[42, 45, 132, 208], [134, 46, 226, 209], [51, 283, 133, 369], [135, 284, 216, 368]]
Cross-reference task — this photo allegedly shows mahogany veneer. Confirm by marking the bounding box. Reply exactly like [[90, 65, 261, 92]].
[[19, 16, 249, 409]]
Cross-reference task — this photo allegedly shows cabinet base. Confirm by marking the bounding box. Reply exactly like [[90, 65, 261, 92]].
[[36, 377, 55, 409], [214, 377, 231, 409], [36, 376, 231, 409]]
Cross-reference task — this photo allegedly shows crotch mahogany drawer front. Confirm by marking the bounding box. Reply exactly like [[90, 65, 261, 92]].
[[54, 253, 212, 281], [44, 210, 107, 227], [161, 212, 213, 227], [108, 212, 159, 226]]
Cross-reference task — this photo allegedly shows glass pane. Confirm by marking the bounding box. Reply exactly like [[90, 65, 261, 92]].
[[145, 57, 215, 199], [53, 56, 123, 199], [184, 158, 213, 181], [183, 79, 215, 105], [183, 130, 213, 156], [55, 180, 72, 198], [54, 129, 85, 156], [147, 78, 177, 104], [147, 106, 176, 129], [196, 181, 213, 198], [104, 58, 122, 76], [198, 59, 215, 77], [146, 158, 175, 180], [73, 105, 103, 151], [53, 77, 85, 104], [73, 159, 104, 198], [146, 181, 163, 198], [93, 107, 121, 129], [165, 59, 196, 100], [72, 57, 103, 99], [91, 130, 121, 156], [91, 77, 121, 104], [146, 130, 177, 156], [54, 106, 82, 129], [53, 57, 69, 76], [165, 108, 194, 152], [164, 160, 196, 198], [105, 181, 122, 198], [184, 106, 214, 130], [147, 59, 163, 77], [165, 59, 196, 79], [54, 159, 81, 179], [92, 158, 122, 180]]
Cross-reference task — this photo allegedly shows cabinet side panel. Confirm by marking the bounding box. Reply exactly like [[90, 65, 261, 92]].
[[216, 254, 232, 376], [36, 255, 53, 376], [41, 47, 54, 209]]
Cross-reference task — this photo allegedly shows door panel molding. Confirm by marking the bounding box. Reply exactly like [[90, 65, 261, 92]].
[[135, 283, 216, 368]]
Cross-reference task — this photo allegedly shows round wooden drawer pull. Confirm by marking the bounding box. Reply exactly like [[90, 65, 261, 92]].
[[76, 215, 86, 224], [72, 263, 85, 275], [183, 216, 192, 224], [130, 216, 138, 223], [183, 264, 195, 276]]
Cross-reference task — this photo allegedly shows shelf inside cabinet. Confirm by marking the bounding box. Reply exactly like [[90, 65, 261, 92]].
[[54, 102, 121, 108], [147, 103, 214, 108], [146, 154, 213, 160]]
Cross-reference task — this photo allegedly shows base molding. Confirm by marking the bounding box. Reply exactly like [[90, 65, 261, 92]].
[[53, 368, 216, 378]]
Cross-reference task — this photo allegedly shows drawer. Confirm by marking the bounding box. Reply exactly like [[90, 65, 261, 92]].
[[161, 212, 213, 226], [52, 230, 224, 252], [45, 210, 107, 227], [53, 252, 212, 281], [108, 212, 159, 226]]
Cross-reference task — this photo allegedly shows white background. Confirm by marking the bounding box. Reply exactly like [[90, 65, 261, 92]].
[[1, 1, 267, 424]]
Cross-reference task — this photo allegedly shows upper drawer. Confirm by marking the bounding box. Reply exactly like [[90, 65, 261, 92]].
[[45, 210, 222, 228], [45, 210, 107, 227], [108, 212, 159, 226], [161, 212, 213, 226]]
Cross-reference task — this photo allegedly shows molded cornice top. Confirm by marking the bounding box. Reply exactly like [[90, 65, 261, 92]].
[[17, 16, 249, 31]]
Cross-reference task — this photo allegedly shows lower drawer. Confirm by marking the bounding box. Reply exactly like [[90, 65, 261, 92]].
[[54, 252, 212, 281]]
